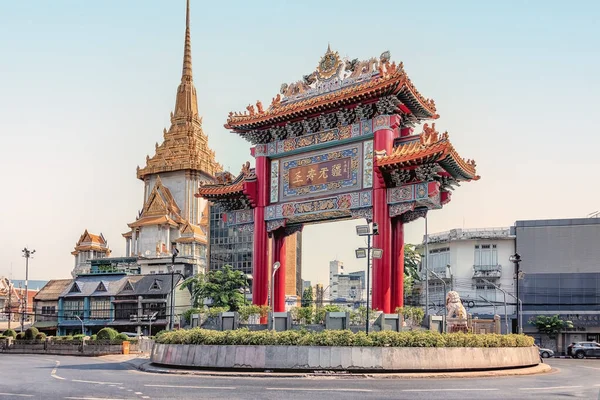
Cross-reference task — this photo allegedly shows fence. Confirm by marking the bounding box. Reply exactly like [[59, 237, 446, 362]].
[[1, 338, 145, 356]]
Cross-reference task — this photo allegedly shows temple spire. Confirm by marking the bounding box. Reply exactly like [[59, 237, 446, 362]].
[[174, 0, 198, 120], [182, 0, 192, 82]]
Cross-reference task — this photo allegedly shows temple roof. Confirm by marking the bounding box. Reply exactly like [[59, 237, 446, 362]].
[[137, 0, 222, 180], [128, 176, 184, 228], [176, 221, 207, 244], [195, 162, 257, 210], [72, 230, 111, 256], [377, 123, 480, 182], [225, 47, 438, 137]]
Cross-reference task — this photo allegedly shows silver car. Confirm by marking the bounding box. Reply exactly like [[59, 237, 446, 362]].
[[539, 348, 554, 358]]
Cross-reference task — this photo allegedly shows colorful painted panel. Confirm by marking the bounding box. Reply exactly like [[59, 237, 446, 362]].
[[280, 144, 361, 201], [387, 181, 440, 205], [265, 190, 372, 221], [270, 160, 279, 203], [252, 117, 396, 158], [225, 209, 254, 226], [363, 140, 373, 188]]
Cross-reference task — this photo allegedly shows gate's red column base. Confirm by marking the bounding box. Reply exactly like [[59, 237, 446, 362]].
[[391, 218, 405, 311]]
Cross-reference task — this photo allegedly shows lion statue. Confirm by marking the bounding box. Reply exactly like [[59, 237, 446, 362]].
[[446, 291, 467, 319]]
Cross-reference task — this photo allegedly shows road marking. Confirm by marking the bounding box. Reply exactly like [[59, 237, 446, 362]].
[[266, 388, 373, 392], [134, 393, 142, 395], [519, 386, 583, 391], [402, 389, 499, 392], [65, 398, 129, 400], [0, 394, 34, 398], [51, 361, 65, 380], [144, 384, 236, 390], [72, 380, 123, 385], [579, 366, 600, 370]]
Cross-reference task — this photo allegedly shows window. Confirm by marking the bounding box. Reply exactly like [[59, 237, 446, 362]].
[[90, 297, 110, 319], [41, 306, 56, 315], [95, 282, 107, 292], [63, 300, 83, 320], [123, 280, 134, 291], [476, 284, 497, 303], [150, 279, 161, 290], [69, 283, 81, 293], [474, 244, 498, 266], [428, 247, 450, 274]]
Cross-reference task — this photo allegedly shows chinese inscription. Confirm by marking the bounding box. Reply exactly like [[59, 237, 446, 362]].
[[288, 158, 351, 189]]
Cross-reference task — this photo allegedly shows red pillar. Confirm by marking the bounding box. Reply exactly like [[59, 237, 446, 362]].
[[372, 116, 399, 314], [272, 231, 286, 312], [252, 155, 270, 322], [391, 218, 405, 311]]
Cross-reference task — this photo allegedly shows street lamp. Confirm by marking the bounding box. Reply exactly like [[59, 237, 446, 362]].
[[74, 314, 85, 336], [509, 253, 523, 334], [21, 247, 35, 332], [168, 246, 180, 330], [428, 269, 447, 333], [271, 262, 281, 330], [482, 278, 509, 334], [446, 265, 453, 291], [355, 222, 381, 335], [148, 311, 158, 336]]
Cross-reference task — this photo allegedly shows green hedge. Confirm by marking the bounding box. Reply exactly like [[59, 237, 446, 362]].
[[2, 329, 17, 339], [155, 328, 534, 348]]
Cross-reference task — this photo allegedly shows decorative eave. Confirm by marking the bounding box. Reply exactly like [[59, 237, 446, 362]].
[[72, 229, 110, 256], [224, 48, 438, 135], [195, 162, 257, 211], [122, 230, 133, 238], [377, 123, 480, 182], [127, 215, 179, 228]]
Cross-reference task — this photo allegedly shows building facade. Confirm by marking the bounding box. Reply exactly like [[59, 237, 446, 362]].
[[515, 218, 600, 349], [122, 0, 219, 277], [71, 230, 111, 277], [420, 227, 517, 332]]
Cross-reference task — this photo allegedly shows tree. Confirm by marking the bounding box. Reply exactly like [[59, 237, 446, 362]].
[[181, 265, 249, 311], [529, 315, 573, 338], [404, 244, 421, 297], [301, 286, 313, 308]]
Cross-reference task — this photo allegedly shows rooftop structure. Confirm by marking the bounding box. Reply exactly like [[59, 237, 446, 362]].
[[424, 227, 513, 244]]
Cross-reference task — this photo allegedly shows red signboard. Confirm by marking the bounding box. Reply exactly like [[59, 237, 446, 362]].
[[288, 157, 352, 189]]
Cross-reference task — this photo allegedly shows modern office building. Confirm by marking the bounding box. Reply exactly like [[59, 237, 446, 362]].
[[515, 218, 600, 348]]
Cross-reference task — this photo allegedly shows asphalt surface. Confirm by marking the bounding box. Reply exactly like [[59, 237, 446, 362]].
[[0, 355, 599, 399]]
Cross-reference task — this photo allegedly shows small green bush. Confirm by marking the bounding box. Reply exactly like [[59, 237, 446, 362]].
[[117, 333, 129, 342], [90, 334, 97, 341], [2, 329, 17, 339], [64, 335, 73, 341], [97, 327, 118, 341], [24, 327, 39, 340], [182, 308, 203, 324], [72, 334, 85, 342], [35, 332, 47, 341], [155, 328, 535, 348], [16, 332, 26, 340]]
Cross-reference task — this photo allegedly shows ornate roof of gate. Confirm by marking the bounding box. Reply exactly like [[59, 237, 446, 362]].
[[224, 46, 438, 139]]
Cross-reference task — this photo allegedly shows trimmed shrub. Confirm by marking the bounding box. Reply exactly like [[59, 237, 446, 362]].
[[155, 328, 535, 348], [64, 335, 73, 341], [117, 333, 129, 342], [3, 329, 17, 339], [16, 332, 26, 340], [24, 327, 39, 340], [90, 334, 97, 341], [72, 334, 85, 342], [97, 327, 118, 341], [35, 332, 47, 341]]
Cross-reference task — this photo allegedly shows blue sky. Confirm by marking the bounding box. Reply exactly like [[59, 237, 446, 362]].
[[1, 1, 599, 285]]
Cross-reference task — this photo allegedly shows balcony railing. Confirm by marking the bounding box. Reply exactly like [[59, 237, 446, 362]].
[[473, 264, 502, 278]]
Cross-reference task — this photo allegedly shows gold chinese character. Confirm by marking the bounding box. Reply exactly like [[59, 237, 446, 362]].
[[306, 167, 317, 181], [293, 170, 303, 184], [331, 163, 342, 177], [319, 167, 329, 179]]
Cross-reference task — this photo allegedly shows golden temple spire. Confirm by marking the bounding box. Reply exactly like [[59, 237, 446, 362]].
[[182, 0, 192, 82], [174, 0, 198, 120]]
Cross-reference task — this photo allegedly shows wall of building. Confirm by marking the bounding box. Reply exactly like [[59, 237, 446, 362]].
[[422, 230, 516, 319]]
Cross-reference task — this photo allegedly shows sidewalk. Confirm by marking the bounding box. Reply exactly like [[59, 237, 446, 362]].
[[108, 354, 553, 379]]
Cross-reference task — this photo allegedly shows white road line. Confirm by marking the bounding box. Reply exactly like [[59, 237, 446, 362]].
[[72, 380, 123, 385], [144, 384, 236, 390], [402, 389, 499, 392], [0, 394, 34, 398], [266, 388, 373, 392], [579, 366, 600, 370], [134, 393, 142, 395], [142, 397, 150, 399], [64, 398, 128, 400], [519, 386, 583, 391], [51, 361, 65, 380]]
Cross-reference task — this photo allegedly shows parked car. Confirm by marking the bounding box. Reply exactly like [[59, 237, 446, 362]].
[[120, 332, 142, 339], [570, 342, 600, 359], [539, 348, 554, 358]]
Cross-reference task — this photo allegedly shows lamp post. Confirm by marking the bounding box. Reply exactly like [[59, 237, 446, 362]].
[[74, 314, 85, 335], [482, 279, 509, 334], [509, 253, 523, 334], [424, 215, 429, 318], [355, 222, 381, 335], [169, 246, 179, 330], [21, 247, 35, 332], [446, 265, 453, 291], [148, 311, 158, 336], [478, 295, 497, 316], [428, 269, 447, 333], [271, 262, 281, 330]]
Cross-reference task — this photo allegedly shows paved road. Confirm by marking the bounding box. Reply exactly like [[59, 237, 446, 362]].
[[0, 355, 599, 399]]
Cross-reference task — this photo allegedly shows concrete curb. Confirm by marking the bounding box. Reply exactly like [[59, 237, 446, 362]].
[[130, 359, 552, 379]]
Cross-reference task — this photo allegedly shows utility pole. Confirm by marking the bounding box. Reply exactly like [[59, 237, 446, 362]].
[[7, 282, 13, 330], [21, 247, 35, 332]]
